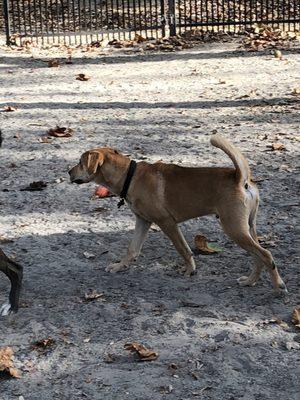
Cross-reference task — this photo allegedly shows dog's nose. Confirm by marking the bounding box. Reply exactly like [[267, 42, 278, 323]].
[[68, 169, 72, 176], [72, 179, 84, 184]]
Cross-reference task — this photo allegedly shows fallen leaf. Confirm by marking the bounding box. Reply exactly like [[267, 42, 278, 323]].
[[76, 73, 90, 81], [268, 143, 286, 151], [194, 235, 223, 254], [3, 105, 17, 112], [84, 290, 104, 301], [292, 306, 300, 328], [20, 181, 47, 191], [146, 43, 156, 50], [134, 34, 146, 43], [32, 337, 55, 350], [47, 126, 73, 138], [124, 342, 158, 361], [0, 347, 20, 378], [48, 59, 60, 67], [90, 40, 102, 48]]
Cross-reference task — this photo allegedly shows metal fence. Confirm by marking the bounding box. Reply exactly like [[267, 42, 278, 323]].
[[174, 0, 300, 35], [2, 0, 299, 45]]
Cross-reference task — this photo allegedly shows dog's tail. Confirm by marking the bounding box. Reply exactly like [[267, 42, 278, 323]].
[[210, 134, 251, 184]]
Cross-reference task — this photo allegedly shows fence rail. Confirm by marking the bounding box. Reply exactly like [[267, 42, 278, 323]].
[[2, 0, 299, 45]]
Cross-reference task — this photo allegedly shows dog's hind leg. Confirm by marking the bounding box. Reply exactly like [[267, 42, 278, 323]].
[[237, 203, 264, 287], [106, 215, 151, 273], [157, 220, 196, 277], [220, 211, 287, 293]]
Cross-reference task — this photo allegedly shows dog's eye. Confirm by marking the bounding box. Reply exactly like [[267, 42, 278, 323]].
[[114, 150, 119, 154]]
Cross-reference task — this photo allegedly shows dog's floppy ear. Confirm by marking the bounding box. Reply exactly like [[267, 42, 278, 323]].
[[83, 151, 105, 175]]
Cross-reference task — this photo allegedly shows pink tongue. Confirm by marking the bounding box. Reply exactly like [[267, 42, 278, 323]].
[[94, 186, 111, 198]]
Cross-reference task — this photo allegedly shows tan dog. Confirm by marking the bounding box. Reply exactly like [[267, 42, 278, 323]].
[[69, 135, 286, 293]]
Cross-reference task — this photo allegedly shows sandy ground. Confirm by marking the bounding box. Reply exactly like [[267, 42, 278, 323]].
[[0, 39, 299, 400]]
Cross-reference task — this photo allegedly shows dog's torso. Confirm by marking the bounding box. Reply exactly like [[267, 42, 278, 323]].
[[126, 162, 250, 224]]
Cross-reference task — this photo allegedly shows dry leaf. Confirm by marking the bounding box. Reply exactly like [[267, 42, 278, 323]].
[[84, 290, 104, 301], [48, 59, 60, 67], [3, 105, 17, 112], [194, 235, 223, 254], [124, 342, 158, 361], [0, 347, 20, 378], [76, 73, 90, 81], [32, 337, 55, 350], [90, 40, 102, 48], [134, 34, 146, 43], [47, 126, 73, 138], [146, 43, 156, 50], [269, 143, 286, 151], [292, 306, 300, 328]]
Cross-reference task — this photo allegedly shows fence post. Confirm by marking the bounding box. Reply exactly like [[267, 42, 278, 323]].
[[160, 0, 166, 37], [3, 0, 11, 45], [168, 0, 176, 36]]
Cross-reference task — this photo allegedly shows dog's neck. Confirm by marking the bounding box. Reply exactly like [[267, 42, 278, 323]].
[[97, 156, 132, 196]]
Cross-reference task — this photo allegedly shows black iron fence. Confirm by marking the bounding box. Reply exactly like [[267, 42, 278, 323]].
[[1, 0, 299, 45], [175, 0, 300, 35]]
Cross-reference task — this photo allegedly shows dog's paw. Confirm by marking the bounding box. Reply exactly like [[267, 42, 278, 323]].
[[184, 269, 196, 277], [0, 302, 12, 316], [106, 262, 128, 273], [237, 275, 257, 287], [274, 281, 288, 296], [178, 265, 196, 277]]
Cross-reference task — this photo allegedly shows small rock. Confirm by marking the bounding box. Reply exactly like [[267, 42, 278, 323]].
[[285, 341, 300, 351], [83, 251, 96, 259]]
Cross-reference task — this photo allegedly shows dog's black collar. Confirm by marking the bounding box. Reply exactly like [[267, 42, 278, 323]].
[[117, 160, 137, 208]]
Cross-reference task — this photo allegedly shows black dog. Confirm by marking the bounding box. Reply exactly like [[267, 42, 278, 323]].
[[0, 249, 23, 315], [0, 131, 23, 315]]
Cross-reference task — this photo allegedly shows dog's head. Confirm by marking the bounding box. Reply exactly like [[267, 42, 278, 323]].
[[68, 148, 122, 185]]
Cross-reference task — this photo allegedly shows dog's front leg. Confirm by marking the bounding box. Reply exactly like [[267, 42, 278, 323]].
[[106, 215, 151, 273], [158, 220, 196, 277], [0, 249, 23, 316]]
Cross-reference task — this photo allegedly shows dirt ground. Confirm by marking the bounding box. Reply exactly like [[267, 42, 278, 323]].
[[0, 38, 299, 400]]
